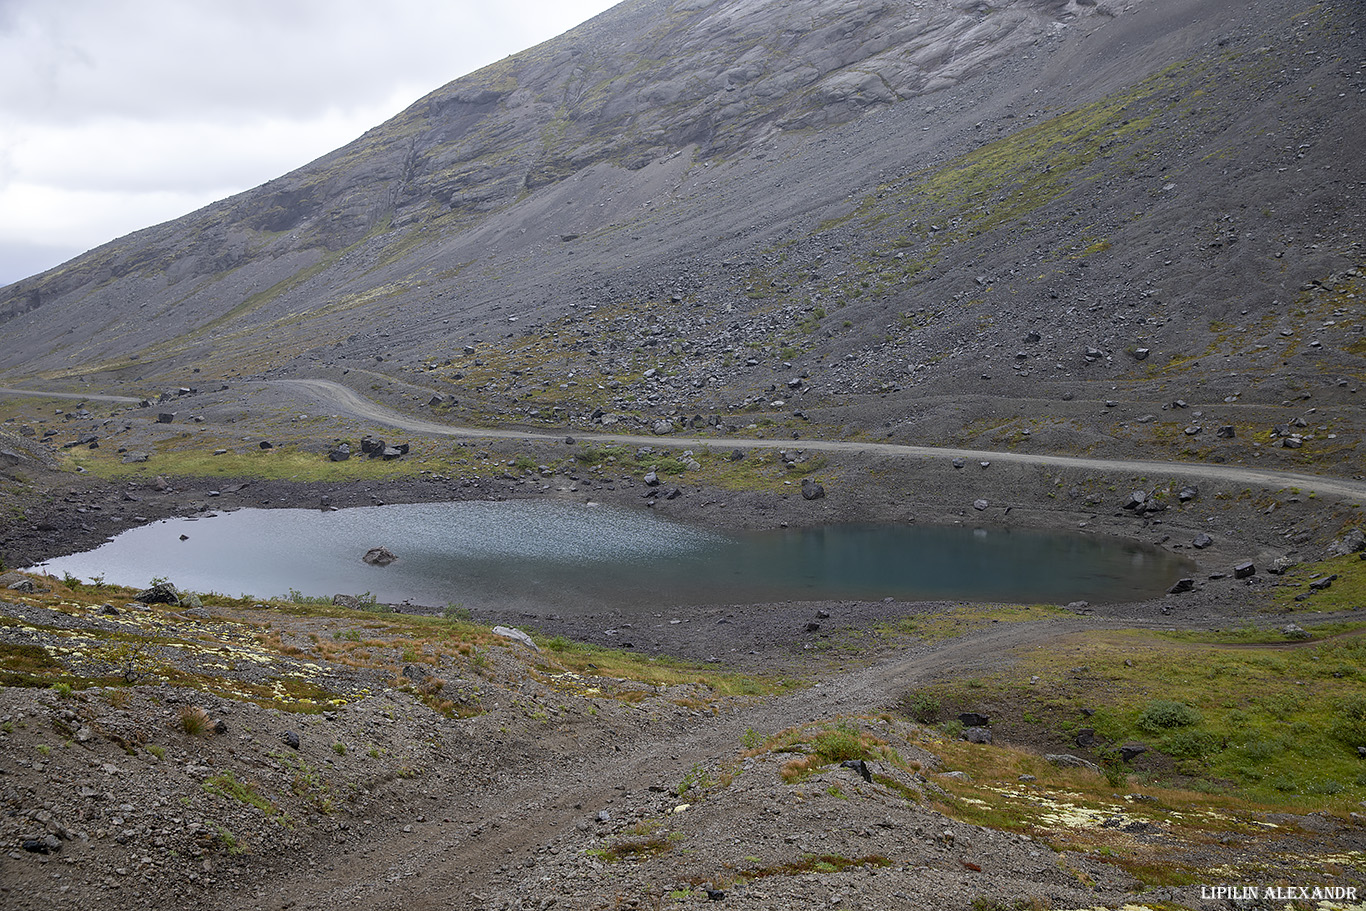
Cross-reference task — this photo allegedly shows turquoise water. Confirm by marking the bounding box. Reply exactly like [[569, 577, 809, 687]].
[[31, 501, 1190, 612]]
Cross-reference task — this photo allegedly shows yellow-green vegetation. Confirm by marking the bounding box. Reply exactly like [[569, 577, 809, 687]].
[[910, 614, 1366, 806], [1275, 551, 1366, 612], [203, 771, 289, 825], [0, 572, 779, 712], [875, 603, 1070, 646], [744, 719, 920, 785]]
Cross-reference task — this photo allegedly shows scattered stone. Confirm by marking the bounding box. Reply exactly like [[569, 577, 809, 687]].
[[1216, 425, 1235, 439], [362, 547, 398, 566], [801, 478, 826, 500], [643, 471, 660, 487], [1178, 485, 1198, 502], [1233, 561, 1255, 579], [259, 441, 273, 450], [328, 443, 351, 462], [156, 413, 175, 424], [1121, 490, 1147, 510], [952, 458, 966, 469], [1192, 533, 1213, 549], [973, 499, 988, 511], [1075, 728, 1098, 748], [120, 451, 150, 464], [282, 731, 301, 750], [1168, 578, 1196, 594], [1309, 575, 1336, 591], [805, 621, 821, 633], [652, 420, 674, 435]]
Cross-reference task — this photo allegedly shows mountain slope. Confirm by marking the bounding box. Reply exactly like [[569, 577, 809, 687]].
[[0, 0, 1362, 470]]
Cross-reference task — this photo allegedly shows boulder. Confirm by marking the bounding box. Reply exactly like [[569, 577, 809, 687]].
[[1121, 490, 1147, 510], [1119, 744, 1148, 763], [1192, 533, 1213, 549], [963, 727, 992, 744], [643, 471, 660, 487], [1282, 624, 1311, 641], [652, 420, 674, 435], [492, 626, 539, 651], [1045, 753, 1101, 772], [973, 499, 989, 511], [328, 443, 351, 462], [1216, 425, 1236, 439], [1178, 486, 1198, 502], [134, 581, 180, 605], [801, 478, 826, 501], [362, 547, 398, 566], [958, 712, 990, 727], [1233, 561, 1255, 579], [156, 413, 175, 423], [1168, 578, 1196, 594]]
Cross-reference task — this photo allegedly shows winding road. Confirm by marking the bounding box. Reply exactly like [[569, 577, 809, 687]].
[[276, 378, 1366, 504]]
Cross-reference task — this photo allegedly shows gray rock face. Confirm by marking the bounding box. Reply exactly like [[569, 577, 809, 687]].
[[1328, 527, 1366, 556]]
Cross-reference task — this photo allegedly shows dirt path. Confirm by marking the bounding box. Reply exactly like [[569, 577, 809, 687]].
[[276, 378, 1366, 504], [266, 615, 1158, 911]]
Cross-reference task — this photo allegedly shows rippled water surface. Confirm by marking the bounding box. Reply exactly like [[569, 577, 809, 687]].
[[32, 501, 1191, 612]]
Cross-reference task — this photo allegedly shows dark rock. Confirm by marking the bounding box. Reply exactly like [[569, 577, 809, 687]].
[[1119, 744, 1147, 763], [706, 889, 726, 902], [381, 446, 404, 460], [1192, 533, 1213, 549], [958, 713, 989, 727], [805, 621, 821, 633], [363, 547, 398, 566], [952, 457, 966, 469], [258, 440, 273, 450], [213, 719, 228, 736], [402, 664, 430, 682], [1168, 578, 1196, 594], [283, 731, 301, 750], [1075, 728, 1098, 748], [1121, 490, 1147, 510], [1216, 425, 1236, 439], [99, 604, 119, 616], [963, 727, 993, 744], [428, 394, 446, 406], [134, 581, 180, 605], [564, 436, 575, 445], [1309, 575, 1336, 591], [841, 759, 872, 782], [1233, 561, 1255, 579], [665, 487, 682, 500], [156, 413, 175, 423], [1178, 486, 1198, 502], [360, 437, 380, 454], [728, 449, 745, 461], [328, 443, 351, 462], [816, 610, 830, 619], [801, 478, 825, 500]]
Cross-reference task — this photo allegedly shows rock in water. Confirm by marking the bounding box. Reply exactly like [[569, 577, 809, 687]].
[[363, 547, 398, 566]]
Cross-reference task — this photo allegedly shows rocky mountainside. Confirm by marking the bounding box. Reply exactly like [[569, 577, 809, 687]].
[[1, 0, 1362, 467]]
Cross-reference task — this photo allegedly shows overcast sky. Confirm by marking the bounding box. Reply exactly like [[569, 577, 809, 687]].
[[0, 0, 619, 288]]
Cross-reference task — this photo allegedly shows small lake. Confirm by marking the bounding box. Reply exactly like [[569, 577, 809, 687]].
[[30, 501, 1190, 612]]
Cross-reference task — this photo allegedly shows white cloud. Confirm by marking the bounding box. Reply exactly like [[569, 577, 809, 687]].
[[0, 0, 618, 286]]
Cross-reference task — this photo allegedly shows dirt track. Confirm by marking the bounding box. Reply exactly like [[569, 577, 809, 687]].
[[277, 378, 1366, 504]]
